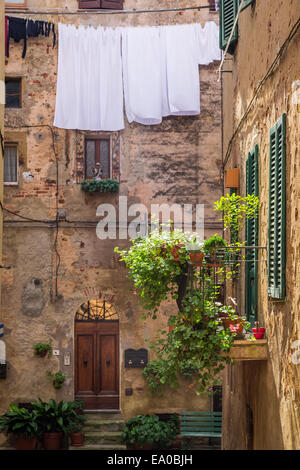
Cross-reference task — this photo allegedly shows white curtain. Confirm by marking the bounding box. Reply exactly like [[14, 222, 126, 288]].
[[54, 24, 124, 131], [4, 146, 18, 183]]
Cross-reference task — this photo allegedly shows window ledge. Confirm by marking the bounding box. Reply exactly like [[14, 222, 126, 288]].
[[223, 339, 268, 361]]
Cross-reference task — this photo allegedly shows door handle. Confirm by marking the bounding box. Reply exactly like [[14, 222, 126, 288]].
[[106, 359, 111, 367], [83, 359, 88, 368]]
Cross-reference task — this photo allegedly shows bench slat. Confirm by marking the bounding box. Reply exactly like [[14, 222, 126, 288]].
[[180, 411, 223, 440]]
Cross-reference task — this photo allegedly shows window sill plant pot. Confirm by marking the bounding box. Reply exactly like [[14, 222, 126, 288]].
[[252, 328, 265, 339], [81, 178, 120, 194]]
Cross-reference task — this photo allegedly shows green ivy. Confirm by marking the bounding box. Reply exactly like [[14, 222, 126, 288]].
[[81, 178, 120, 193]]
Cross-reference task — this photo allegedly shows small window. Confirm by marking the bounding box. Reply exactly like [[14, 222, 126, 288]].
[[4, 144, 18, 185], [78, 0, 123, 9], [85, 137, 111, 179], [5, 78, 22, 108]]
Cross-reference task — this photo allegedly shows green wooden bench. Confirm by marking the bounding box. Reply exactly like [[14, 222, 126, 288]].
[[180, 411, 222, 444]]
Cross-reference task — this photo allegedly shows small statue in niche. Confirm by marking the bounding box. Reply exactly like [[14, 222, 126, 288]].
[[93, 162, 103, 180]]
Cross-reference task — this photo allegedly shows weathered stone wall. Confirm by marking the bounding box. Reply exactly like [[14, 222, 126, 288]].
[[222, 0, 300, 450], [1, 0, 222, 425]]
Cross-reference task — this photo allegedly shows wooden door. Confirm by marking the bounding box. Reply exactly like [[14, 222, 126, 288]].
[[75, 321, 119, 409]]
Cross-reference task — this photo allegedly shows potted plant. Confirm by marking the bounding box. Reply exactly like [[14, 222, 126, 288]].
[[203, 235, 227, 266], [0, 403, 40, 450], [81, 178, 120, 194], [32, 398, 76, 450], [252, 322, 266, 339], [33, 339, 52, 358], [66, 421, 85, 447], [121, 414, 178, 450], [46, 370, 66, 389]]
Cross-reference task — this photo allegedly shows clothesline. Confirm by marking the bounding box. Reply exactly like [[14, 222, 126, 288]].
[[5, 4, 215, 16]]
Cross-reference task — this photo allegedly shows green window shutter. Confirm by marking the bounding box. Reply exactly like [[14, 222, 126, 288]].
[[245, 145, 259, 326], [240, 0, 254, 11], [268, 114, 286, 300], [219, 0, 239, 53]]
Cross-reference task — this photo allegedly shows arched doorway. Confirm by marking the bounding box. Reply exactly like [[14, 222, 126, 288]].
[[75, 299, 119, 410]]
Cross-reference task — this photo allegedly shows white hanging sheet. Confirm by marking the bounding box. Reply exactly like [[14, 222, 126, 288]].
[[54, 22, 221, 131], [54, 24, 124, 131]]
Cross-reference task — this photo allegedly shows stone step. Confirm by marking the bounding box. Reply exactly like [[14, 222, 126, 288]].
[[84, 431, 123, 446], [84, 419, 125, 432], [84, 411, 123, 421], [69, 444, 127, 451]]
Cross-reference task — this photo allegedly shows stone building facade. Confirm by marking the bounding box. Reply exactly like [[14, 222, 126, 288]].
[[221, 0, 300, 450], [1, 0, 222, 425]]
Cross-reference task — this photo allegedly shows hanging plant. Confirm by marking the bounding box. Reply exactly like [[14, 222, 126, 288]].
[[81, 178, 120, 194], [214, 193, 259, 239], [46, 371, 66, 389], [33, 339, 52, 358], [115, 228, 198, 319], [203, 235, 227, 265]]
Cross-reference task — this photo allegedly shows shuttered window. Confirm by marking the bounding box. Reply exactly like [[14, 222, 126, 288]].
[[78, 0, 123, 9], [268, 114, 286, 300], [245, 145, 259, 326], [219, 0, 239, 53]]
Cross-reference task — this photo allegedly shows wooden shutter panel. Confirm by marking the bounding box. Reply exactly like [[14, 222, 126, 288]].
[[245, 145, 259, 326], [268, 114, 286, 300], [101, 0, 123, 9], [219, 0, 239, 53], [79, 0, 101, 8]]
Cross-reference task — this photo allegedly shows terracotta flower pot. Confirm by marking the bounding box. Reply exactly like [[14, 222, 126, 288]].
[[134, 442, 153, 450], [170, 245, 184, 261], [70, 433, 84, 447], [14, 435, 38, 451], [43, 432, 64, 450], [189, 252, 204, 266]]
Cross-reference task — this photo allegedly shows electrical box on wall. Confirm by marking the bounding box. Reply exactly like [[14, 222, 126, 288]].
[[225, 168, 240, 189], [64, 353, 71, 366]]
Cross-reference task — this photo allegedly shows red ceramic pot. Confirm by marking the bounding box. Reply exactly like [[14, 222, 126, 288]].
[[14, 435, 38, 450], [253, 328, 265, 339]]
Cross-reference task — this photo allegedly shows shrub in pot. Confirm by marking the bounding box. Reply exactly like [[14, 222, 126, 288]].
[[0, 403, 40, 450], [32, 398, 81, 450], [203, 235, 227, 266], [121, 414, 178, 450], [66, 421, 85, 447], [46, 370, 66, 389], [33, 339, 52, 358]]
